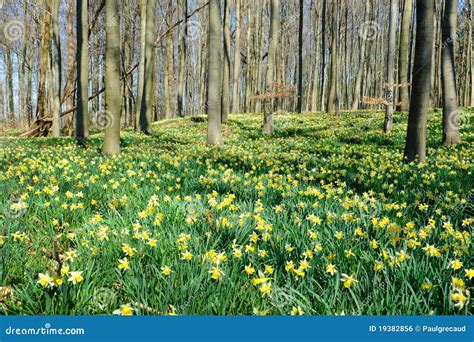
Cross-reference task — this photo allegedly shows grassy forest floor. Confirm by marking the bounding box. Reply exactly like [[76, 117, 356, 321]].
[[0, 110, 473, 315]]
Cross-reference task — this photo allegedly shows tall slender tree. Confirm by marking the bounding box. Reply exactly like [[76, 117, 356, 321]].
[[351, 0, 370, 110], [76, 0, 89, 141], [207, 0, 223, 145], [297, 0, 304, 113], [5, 48, 14, 125], [326, 0, 339, 115], [221, 0, 231, 123], [177, 0, 188, 117], [383, 0, 398, 133], [136, 0, 148, 131], [103, 0, 122, 154], [441, 0, 461, 145], [51, 0, 62, 137], [36, 0, 52, 122], [164, 0, 174, 119], [137, 0, 156, 134], [404, 0, 435, 163], [231, 0, 242, 114], [262, 0, 280, 133], [398, 0, 413, 111]]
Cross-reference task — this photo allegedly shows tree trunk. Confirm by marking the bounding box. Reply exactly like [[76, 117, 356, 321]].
[[383, 0, 398, 133], [221, 0, 231, 123], [143, 0, 157, 132], [231, 0, 242, 114], [177, 0, 188, 117], [36, 0, 52, 121], [103, 0, 122, 154], [262, 0, 280, 133], [470, 0, 474, 107], [441, 0, 461, 145], [51, 0, 62, 137], [6, 48, 15, 125], [76, 0, 89, 140], [137, 0, 156, 134], [404, 0, 434, 163], [398, 0, 413, 111], [326, 0, 338, 115], [164, 0, 174, 119], [319, 0, 327, 112], [297, 0, 303, 113], [311, 1, 320, 112], [136, 0, 148, 131], [207, 0, 223, 145], [64, 0, 75, 134], [351, 0, 370, 110]]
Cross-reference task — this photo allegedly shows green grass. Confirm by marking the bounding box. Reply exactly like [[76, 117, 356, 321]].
[[0, 110, 472, 315]]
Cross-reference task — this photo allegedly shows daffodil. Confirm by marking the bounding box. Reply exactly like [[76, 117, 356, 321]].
[[326, 264, 337, 275], [113, 304, 134, 316], [161, 265, 172, 276], [341, 274, 357, 289], [181, 250, 193, 261], [259, 282, 272, 296], [465, 269, 474, 280], [37, 273, 54, 288], [290, 306, 304, 315], [209, 266, 224, 281], [68, 271, 84, 285], [118, 258, 130, 271], [449, 260, 463, 271], [244, 265, 256, 276]]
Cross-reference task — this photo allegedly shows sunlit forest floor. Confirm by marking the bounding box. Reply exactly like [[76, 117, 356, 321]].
[[0, 110, 473, 315]]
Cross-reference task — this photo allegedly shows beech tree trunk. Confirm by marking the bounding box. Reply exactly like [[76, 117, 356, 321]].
[[383, 0, 398, 133], [398, 0, 413, 111], [262, 0, 280, 134], [177, 0, 188, 117], [441, 0, 461, 145], [231, 0, 242, 114], [326, 0, 338, 115], [207, 0, 223, 145], [51, 0, 62, 137], [404, 0, 434, 163], [103, 0, 122, 154], [76, 0, 89, 140], [136, 0, 147, 131], [297, 0, 303, 113], [221, 0, 231, 123]]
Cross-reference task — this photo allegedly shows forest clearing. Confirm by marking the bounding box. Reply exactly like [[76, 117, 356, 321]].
[[0, 0, 473, 317], [1, 111, 472, 315]]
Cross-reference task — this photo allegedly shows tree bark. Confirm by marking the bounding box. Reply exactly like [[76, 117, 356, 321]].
[[136, 0, 148, 131], [231, 0, 242, 114], [103, 0, 122, 154], [326, 0, 338, 115], [297, 0, 303, 113], [164, 0, 174, 119], [76, 0, 89, 140], [36, 0, 52, 121], [398, 0, 413, 111], [383, 0, 398, 133], [207, 0, 223, 145], [404, 0, 434, 163], [351, 0, 370, 110], [262, 0, 280, 133], [177, 0, 188, 117], [6, 48, 15, 125], [221, 0, 231, 123], [441, 0, 461, 145], [51, 0, 62, 137]]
